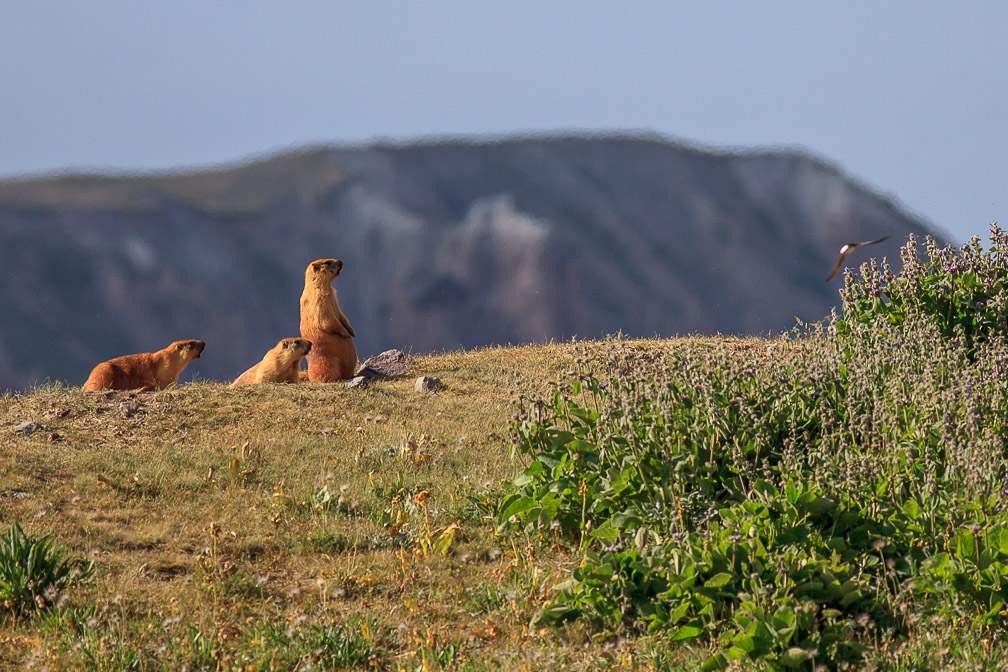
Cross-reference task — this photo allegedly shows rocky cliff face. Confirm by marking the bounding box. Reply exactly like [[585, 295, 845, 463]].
[[0, 134, 938, 391]]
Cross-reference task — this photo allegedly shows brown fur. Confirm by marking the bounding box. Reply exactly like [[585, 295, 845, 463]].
[[83, 340, 205, 391], [300, 258, 357, 381], [230, 338, 312, 387]]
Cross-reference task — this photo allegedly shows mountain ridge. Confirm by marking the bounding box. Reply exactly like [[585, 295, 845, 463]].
[[0, 133, 941, 391]]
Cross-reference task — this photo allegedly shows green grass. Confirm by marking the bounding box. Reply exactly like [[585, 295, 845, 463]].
[[6, 227, 1008, 670], [0, 147, 348, 216], [4, 329, 1007, 670], [4, 340, 743, 670]]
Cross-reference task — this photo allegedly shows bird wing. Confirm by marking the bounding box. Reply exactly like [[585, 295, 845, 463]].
[[825, 253, 847, 282], [825, 235, 890, 281]]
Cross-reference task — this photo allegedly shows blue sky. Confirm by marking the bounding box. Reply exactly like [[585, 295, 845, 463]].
[[2, 2, 1005, 242]]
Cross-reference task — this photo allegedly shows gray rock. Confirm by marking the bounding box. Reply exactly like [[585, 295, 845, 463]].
[[345, 376, 368, 389], [414, 376, 444, 393], [357, 349, 411, 378], [345, 349, 410, 389], [13, 421, 41, 436]]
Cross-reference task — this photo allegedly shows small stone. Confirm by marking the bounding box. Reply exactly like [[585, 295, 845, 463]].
[[119, 401, 140, 418], [345, 376, 368, 389], [414, 376, 444, 393], [13, 421, 41, 436], [357, 349, 411, 378]]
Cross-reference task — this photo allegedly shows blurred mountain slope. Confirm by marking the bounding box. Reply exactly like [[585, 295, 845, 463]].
[[0, 133, 938, 391]]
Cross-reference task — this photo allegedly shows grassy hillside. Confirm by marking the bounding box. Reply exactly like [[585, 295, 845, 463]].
[[5, 229, 1008, 671], [2, 338, 766, 670], [0, 148, 348, 215]]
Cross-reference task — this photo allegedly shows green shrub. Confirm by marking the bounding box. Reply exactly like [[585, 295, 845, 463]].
[[840, 222, 1008, 355], [0, 521, 93, 614], [496, 271, 1008, 669]]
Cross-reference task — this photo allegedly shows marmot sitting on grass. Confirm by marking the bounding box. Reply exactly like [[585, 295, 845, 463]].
[[230, 338, 312, 387], [83, 340, 205, 391], [299, 258, 357, 381]]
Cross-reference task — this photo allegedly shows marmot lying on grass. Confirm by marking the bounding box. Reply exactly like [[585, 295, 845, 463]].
[[230, 338, 312, 387], [83, 340, 205, 391]]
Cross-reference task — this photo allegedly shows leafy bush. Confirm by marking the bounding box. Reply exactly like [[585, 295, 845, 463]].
[[0, 521, 93, 613], [496, 279, 1008, 669], [840, 222, 1008, 354]]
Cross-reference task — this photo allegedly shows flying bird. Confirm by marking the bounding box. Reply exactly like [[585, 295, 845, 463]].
[[825, 236, 890, 281]]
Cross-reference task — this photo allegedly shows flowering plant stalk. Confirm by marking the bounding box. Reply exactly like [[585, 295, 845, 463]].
[[839, 222, 1008, 355]]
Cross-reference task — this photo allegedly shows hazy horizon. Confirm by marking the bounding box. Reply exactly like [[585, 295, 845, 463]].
[[2, 3, 1005, 243]]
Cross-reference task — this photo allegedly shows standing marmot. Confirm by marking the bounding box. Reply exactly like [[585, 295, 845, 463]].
[[230, 338, 312, 387], [300, 258, 357, 381], [83, 340, 205, 391]]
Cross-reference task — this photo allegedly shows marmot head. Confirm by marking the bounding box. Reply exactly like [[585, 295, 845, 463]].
[[278, 337, 312, 357], [305, 258, 343, 285], [170, 340, 205, 361]]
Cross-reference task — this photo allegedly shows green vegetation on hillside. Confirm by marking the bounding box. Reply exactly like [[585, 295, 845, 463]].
[[0, 148, 347, 215], [3, 226, 1008, 670], [498, 224, 1008, 670]]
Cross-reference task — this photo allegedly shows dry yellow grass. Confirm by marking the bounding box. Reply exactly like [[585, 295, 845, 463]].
[[0, 336, 781, 670]]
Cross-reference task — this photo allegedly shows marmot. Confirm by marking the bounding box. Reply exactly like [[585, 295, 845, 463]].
[[300, 258, 357, 381], [83, 340, 205, 391], [230, 338, 312, 387]]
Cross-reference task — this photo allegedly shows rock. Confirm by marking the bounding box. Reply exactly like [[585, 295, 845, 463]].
[[344, 376, 368, 389], [355, 349, 411, 382], [13, 421, 41, 436], [345, 349, 411, 389], [119, 401, 140, 418], [414, 376, 444, 394]]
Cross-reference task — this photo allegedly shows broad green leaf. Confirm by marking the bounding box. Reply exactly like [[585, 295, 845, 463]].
[[705, 572, 733, 589], [700, 652, 728, 672], [780, 647, 810, 667], [671, 624, 704, 641], [497, 495, 535, 523]]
